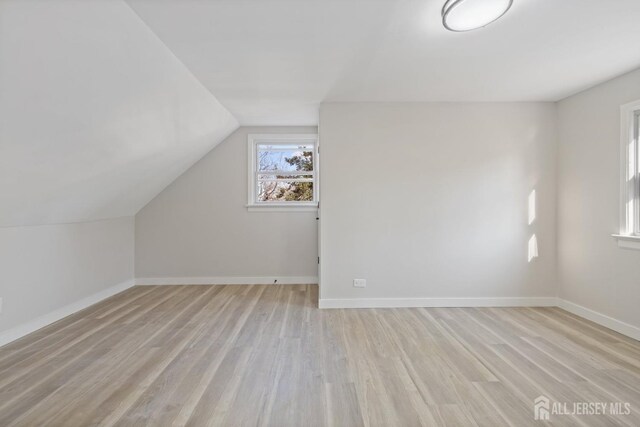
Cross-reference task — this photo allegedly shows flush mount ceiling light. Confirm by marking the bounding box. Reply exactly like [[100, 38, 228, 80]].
[[442, 0, 513, 32]]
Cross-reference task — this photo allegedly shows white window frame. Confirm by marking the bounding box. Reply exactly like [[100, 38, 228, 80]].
[[247, 134, 319, 212], [613, 100, 640, 249]]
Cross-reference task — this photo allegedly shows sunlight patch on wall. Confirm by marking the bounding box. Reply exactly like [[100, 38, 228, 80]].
[[528, 189, 538, 262], [528, 234, 538, 262], [528, 190, 536, 225]]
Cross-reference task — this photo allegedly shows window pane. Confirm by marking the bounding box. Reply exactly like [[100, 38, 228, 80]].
[[635, 113, 640, 234], [257, 181, 314, 202], [257, 147, 313, 172]]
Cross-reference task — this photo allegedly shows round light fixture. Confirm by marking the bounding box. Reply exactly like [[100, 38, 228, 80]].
[[442, 0, 513, 32]]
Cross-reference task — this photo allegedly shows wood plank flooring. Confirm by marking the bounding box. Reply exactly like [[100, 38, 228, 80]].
[[0, 285, 638, 426]]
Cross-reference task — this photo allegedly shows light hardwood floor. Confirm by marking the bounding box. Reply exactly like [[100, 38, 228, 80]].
[[0, 285, 638, 426]]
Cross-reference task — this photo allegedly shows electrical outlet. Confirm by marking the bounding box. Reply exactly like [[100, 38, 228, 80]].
[[353, 279, 366, 288]]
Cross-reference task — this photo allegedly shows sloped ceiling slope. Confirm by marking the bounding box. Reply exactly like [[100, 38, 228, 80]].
[[0, 0, 238, 227], [127, 0, 640, 125]]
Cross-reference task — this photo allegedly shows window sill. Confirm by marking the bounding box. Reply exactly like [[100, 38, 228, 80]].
[[612, 234, 640, 250], [246, 204, 317, 213]]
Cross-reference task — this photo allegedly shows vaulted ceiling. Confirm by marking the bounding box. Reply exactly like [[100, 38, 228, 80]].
[[2, 0, 640, 227], [127, 0, 640, 125], [0, 0, 238, 227]]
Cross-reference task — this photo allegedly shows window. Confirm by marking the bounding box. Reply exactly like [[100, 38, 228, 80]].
[[615, 100, 640, 248], [247, 134, 318, 210], [633, 110, 640, 235]]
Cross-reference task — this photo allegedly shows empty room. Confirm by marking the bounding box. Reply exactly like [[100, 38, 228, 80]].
[[1, 0, 640, 425]]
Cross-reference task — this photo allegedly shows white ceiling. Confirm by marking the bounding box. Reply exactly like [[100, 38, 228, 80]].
[[127, 0, 640, 125], [2, 0, 639, 227], [0, 0, 238, 227]]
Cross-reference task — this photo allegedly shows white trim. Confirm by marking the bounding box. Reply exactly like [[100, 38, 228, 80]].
[[246, 205, 317, 213], [558, 299, 640, 341], [247, 134, 319, 209], [2, 283, 637, 348], [318, 297, 557, 309], [0, 279, 135, 348], [317, 297, 639, 341], [611, 234, 640, 250], [619, 99, 640, 237], [247, 134, 318, 144], [136, 276, 319, 286]]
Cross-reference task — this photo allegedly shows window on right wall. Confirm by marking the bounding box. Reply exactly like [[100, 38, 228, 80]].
[[633, 110, 640, 234], [615, 99, 640, 249]]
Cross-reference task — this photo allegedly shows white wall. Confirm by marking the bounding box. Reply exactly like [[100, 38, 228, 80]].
[[0, 217, 134, 341], [135, 127, 318, 283], [0, 0, 237, 227], [319, 103, 558, 306], [557, 68, 640, 330]]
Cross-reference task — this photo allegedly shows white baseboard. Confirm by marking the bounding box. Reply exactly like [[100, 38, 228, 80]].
[[318, 297, 638, 341], [558, 299, 640, 341], [2, 283, 636, 349], [136, 276, 319, 286], [318, 297, 558, 309], [0, 279, 135, 348]]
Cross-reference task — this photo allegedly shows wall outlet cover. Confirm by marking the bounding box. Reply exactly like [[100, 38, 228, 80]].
[[353, 279, 366, 288]]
